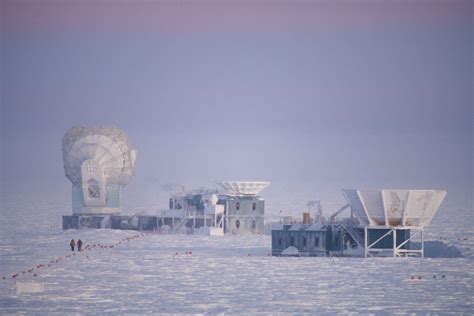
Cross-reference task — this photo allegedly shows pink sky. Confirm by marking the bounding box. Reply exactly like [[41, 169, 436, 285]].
[[2, 0, 471, 33]]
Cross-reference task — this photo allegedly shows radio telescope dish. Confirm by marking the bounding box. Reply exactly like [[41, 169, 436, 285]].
[[216, 181, 271, 196], [342, 189, 446, 228], [62, 126, 138, 214]]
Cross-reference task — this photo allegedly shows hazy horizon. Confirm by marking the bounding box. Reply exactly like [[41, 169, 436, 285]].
[[1, 1, 472, 211]]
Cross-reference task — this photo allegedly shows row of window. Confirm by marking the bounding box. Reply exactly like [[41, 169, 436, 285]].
[[235, 220, 257, 230], [235, 202, 257, 211], [278, 236, 320, 247]]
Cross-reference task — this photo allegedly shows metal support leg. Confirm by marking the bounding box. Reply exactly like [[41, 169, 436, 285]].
[[421, 228, 424, 258], [393, 228, 397, 257], [364, 227, 368, 258]]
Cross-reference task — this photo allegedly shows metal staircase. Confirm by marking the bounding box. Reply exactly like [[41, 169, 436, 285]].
[[341, 218, 364, 248], [128, 214, 139, 230], [172, 216, 189, 233]]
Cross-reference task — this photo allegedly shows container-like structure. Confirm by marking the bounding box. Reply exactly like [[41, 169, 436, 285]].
[[342, 189, 447, 257], [62, 126, 137, 214]]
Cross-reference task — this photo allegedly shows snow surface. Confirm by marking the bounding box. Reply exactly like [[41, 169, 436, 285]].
[[1, 196, 473, 314]]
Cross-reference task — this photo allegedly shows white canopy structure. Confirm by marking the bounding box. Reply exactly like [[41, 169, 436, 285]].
[[62, 126, 137, 214], [216, 181, 271, 196], [342, 189, 446, 228]]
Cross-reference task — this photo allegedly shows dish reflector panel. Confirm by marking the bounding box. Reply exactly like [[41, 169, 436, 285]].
[[62, 126, 137, 214], [342, 189, 446, 228], [216, 181, 271, 196]]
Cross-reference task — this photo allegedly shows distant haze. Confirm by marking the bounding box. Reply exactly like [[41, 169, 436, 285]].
[[1, 1, 472, 211]]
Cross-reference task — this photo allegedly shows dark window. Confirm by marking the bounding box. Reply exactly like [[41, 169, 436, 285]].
[[235, 220, 240, 229], [290, 236, 294, 246], [252, 202, 256, 211], [236, 202, 240, 210], [87, 179, 100, 198], [303, 236, 307, 247], [315, 236, 320, 247], [278, 238, 282, 246], [251, 220, 256, 230]]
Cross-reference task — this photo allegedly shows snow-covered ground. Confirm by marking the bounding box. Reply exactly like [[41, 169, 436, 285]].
[[1, 196, 473, 314]]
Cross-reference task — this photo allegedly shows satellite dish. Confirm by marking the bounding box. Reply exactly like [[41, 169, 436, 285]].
[[62, 126, 137, 214], [215, 181, 271, 196]]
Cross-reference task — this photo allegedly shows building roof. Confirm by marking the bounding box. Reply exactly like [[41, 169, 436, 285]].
[[305, 224, 326, 231], [276, 224, 327, 232]]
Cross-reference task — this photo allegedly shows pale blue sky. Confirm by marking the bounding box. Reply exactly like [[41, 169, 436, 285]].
[[1, 1, 472, 210]]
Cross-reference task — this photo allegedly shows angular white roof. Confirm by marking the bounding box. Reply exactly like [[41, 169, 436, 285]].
[[216, 181, 271, 196], [342, 189, 447, 228]]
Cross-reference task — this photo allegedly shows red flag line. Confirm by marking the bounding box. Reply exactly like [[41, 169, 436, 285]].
[[2, 233, 148, 281]]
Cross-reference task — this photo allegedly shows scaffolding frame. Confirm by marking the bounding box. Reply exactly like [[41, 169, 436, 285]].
[[363, 226, 424, 258]]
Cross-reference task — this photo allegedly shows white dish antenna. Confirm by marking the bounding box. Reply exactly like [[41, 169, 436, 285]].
[[62, 126, 137, 214], [342, 189, 446, 228], [216, 181, 271, 196]]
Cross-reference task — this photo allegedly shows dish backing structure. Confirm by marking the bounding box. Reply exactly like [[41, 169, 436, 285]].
[[62, 126, 137, 214]]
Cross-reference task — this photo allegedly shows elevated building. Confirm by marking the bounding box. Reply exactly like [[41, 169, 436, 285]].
[[165, 181, 270, 235], [272, 189, 447, 257], [342, 189, 446, 257]]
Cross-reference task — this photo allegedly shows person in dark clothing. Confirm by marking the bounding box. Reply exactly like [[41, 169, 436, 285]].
[[77, 239, 83, 251], [70, 239, 75, 251]]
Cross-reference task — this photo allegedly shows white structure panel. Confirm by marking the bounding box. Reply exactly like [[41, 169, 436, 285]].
[[382, 190, 408, 226], [405, 190, 446, 227], [342, 189, 446, 228], [358, 190, 385, 225], [341, 189, 370, 225]]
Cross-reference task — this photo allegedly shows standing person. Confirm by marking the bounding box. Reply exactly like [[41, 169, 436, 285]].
[[70, 239, 75, 251], [77, 239, 83, 252]]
